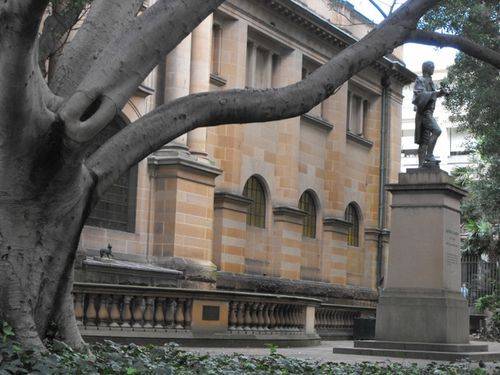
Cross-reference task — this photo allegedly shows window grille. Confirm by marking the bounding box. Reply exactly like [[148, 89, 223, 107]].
[[86, 118, 138, 233], [299, 191, 317, 238], [243, 176, 266, 228], [345, 203, 360, 246], [87, 166, 138, 232]]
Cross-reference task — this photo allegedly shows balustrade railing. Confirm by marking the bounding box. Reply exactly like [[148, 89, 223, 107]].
[[73, 290, 192, 331], [73, 283, 320, 342], [315, 304, 375, 338], [227, 301, 305, 333]]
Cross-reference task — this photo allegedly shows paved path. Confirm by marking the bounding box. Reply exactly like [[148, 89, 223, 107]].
[[183, 340, 500, 368]]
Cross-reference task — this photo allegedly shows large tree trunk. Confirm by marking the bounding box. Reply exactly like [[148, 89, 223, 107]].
[[0, 169, 94, 350], [0, 0, 94, 350]]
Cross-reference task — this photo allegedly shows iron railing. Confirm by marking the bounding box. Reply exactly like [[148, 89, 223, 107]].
[[461, 255, 498, 307]]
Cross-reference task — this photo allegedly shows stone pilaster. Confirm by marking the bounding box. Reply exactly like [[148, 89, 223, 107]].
[[164, 35, 192, 145], [272, 206, 306, 280], [322, 218, 351, 284], [188, 15, 212, 156], [363, 228, 381, 289], [213, 192, 252, 273], [148, 145, 222, 264]]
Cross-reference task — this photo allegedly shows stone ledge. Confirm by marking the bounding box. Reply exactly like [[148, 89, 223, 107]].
[[333, 346, 500, 361], [148, 143, 222, 180], [75, 257, 182, 287], [346, 132, 373, 149], [386, 182, 467, 200], [83, 331, 321, 347], [273, 206, 307, 225], [355, 340, 489, 353], [301, 113, 334, 131], [214, 192, 252, 213], [323, 217, 352, 234], [210, 73, 227, 87], [154, 256, 218, 284], [216, 272, 378, 303]]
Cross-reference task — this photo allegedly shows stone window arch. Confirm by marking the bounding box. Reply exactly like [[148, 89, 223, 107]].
[[243, 175, 267, 228], [299, 190, 317, 238], [345, 202, 361, 247]]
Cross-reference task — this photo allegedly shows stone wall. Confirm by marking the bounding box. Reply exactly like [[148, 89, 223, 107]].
[[77, 0, 414, 299]]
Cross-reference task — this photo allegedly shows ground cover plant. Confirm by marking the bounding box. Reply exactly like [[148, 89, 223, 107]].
[[0, 323, 496, 375], [0, 340, 495, 375]]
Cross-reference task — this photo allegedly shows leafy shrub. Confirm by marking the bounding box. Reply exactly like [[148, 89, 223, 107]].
[[475, 295, 497, 313], [473, 294, 500, 342], [0, 322, 496, 374]]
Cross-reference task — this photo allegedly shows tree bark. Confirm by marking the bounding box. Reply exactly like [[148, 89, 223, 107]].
[[49, 0, 144, 96], [1, 3, 94, 350], [0, 163, 94, 351]]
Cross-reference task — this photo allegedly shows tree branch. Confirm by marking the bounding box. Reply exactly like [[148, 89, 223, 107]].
[[87, 0, 440, 199], [388, 0, 398, 15], [58, 0, 226, 144], [368, 0, 387, 18], [38, 1, 87, 77], [408, 29, 500, 69], [50, 0, 144, 96]]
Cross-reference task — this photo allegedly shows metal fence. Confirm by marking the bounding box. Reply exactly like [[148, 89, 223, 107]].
[[461, 254, 498, 307]]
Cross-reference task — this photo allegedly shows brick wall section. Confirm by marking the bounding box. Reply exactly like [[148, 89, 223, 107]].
[[322, 218, 351, 285], [150, 162, 220, 262], [213, 193, 251, 273], [271, 207, 306, 279]]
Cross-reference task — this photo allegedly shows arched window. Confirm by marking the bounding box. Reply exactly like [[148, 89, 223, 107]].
[[243, 176, 266, 228], [345, 203, 360, 247], [299, 191, 317, 238], [86, 117, 138, 232]]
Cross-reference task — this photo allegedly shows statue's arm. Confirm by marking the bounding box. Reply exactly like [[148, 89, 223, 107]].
[[412, 77, 435, 110]]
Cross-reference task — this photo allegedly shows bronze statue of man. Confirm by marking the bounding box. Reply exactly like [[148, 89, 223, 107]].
[[412, 61, 450, 167]]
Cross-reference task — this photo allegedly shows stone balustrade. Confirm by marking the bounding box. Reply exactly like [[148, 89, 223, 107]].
[[74, 291, 192, 331], [73, 283, 321, 346], [315, 303, 376, 339], [227, 300, 305, 333]]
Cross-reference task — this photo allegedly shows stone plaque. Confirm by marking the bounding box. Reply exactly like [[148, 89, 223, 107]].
[[202, 305, 220, 321]]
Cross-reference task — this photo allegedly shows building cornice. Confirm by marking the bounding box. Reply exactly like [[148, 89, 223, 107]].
[[264, 0, 416, 85]]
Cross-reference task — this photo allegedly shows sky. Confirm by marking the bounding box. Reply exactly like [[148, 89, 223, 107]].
[[347, 0, 457, 72]]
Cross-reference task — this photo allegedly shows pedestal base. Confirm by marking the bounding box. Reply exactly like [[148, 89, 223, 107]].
[[333, 340, 500, 361], [375, 288, 469, 344]]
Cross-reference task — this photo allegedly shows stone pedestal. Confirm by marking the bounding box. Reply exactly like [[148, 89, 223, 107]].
[[333, 168, 500, 360], [377, 168, 468, 343]]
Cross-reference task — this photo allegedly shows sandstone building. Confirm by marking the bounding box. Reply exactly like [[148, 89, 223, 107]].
[[74, 0, 415, 342]]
